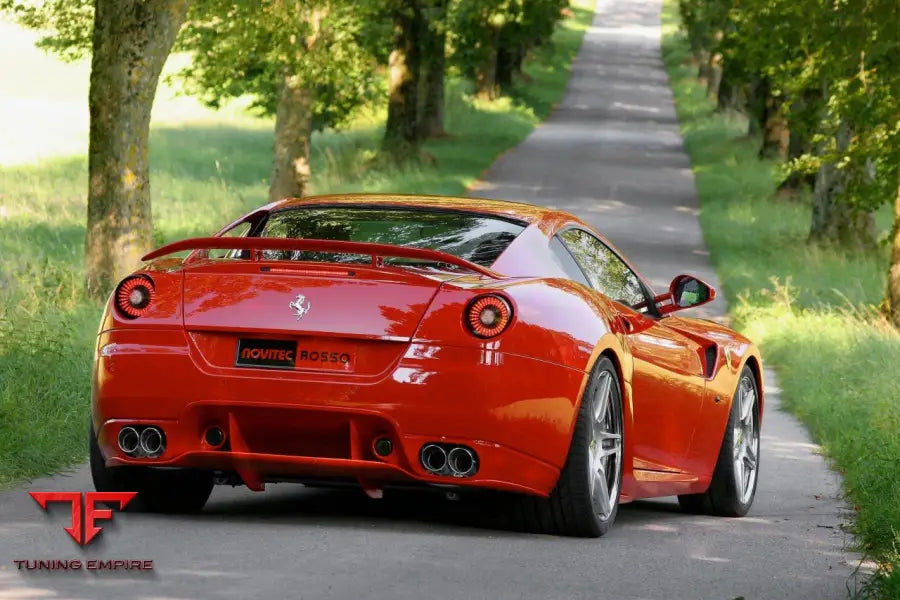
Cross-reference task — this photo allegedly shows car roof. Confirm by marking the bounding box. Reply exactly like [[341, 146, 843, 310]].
[[272, 193, 582, 233]]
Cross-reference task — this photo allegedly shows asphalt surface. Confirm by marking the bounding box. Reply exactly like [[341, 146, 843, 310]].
[[0, 0, 861, 598]]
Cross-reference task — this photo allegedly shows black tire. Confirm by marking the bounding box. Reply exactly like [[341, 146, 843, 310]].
[[511, 356, 624, 537], [90, 423, 214, 514], [678, 365, 760, 517]]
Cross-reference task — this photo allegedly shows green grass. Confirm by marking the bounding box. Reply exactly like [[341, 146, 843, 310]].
[[660, 2, 900, 597], [0, 1, 595, 487]]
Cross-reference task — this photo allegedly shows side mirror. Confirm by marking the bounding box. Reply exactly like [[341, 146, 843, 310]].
[[658, 274, 715, 315]]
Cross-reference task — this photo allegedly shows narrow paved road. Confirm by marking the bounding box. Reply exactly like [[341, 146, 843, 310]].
[[0, 0, 858, 598]]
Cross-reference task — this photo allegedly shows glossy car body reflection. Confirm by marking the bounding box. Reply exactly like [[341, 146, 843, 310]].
[[92, 194, 763, 506]]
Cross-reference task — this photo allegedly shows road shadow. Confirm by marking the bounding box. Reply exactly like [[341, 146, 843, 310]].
[[194, 484, 686, 540]]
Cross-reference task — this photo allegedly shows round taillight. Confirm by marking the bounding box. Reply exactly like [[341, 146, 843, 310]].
[[115, 275, 155, 319], [466, 295, 512, 338]]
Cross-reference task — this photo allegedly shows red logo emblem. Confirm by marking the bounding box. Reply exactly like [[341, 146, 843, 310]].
[[29, 492, 137, 546]]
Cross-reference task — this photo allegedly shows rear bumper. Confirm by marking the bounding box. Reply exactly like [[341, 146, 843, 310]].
[[93, 328, 588, 496]]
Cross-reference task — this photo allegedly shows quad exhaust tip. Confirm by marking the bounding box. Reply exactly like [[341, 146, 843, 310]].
[[117, 426, 139, 455], [448, 447, 477, 477], [139, 427, 164, 457], [117, 425, 165, 458], [421, 444, 447, 473], [420, 443, 478, 478]]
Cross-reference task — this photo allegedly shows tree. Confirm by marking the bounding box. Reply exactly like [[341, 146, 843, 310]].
[[177, 0, 379, 201], [780, 1, 898, 249], [85, 0, 190, 296], [3, 0, 189, 297], [679, 0, 897, 250], [497, 0, 567, 89], [419, 0, 448, 139], [679, 0, 900, 322], [450, 0, 566, 100], [889, 176, 900, 327], [807, 133, 877, 249], [677, 0, 728, 86], [744, 75, 788, 160], [759, 88, 789, 161], [382, 0, 424, 156], [451, 0, 504, 100], [777, 87, 819, 195]]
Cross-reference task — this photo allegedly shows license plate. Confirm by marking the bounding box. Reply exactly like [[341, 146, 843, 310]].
[[235, 339, 298, 369], [235, 339, 354, 371]]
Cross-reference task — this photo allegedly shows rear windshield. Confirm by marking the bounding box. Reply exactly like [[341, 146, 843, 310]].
[[256, 206, 526, 268]]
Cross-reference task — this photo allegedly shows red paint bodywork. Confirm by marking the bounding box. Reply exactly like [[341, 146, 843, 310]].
[[92, 194, 763, 502]]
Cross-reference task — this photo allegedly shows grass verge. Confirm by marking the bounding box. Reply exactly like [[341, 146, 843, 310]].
[[0, 0, 595, 487], [660, 1, 900, 597]]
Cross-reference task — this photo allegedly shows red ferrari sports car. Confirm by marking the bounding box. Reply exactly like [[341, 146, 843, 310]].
[[90, 194, 763, 537]]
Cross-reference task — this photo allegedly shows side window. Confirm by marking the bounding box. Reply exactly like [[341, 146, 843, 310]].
[[549, 236, 591, 287], [559, 229, 647, 310], [209, 221, 252, 259]]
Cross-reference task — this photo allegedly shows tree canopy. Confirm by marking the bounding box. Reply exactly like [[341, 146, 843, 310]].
[[175, 0, 382, 130], [1, 0, 570, 294], [681, 0, 899, 210], [450, 0, 567, 98], [678, 0, 900, 324]]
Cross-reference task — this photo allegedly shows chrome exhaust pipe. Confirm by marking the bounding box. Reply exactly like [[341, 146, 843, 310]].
[[117, 426, 139, 455], [420, 444, 447, 474], [139, 426, 165, 457], [447, 447, 477, 477]]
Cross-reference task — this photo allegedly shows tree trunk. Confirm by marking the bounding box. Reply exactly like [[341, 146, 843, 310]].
[[383, 0, 423, 156], [887, 174, 900, 327], [704, 29, 723, 100], [476, 28, 500, 100], [777, 129, 815, 195], [706, 51, 723, 100], [696, 48, 711, 87], [476, 55, 498, 99], [496, 26, 522, 91], [808, 142, 877, 249], [419, 0, 447, 139], [778, 88, 818, 195], [85, 0, 189, 298], [760, 92, 789, 160], [678, 0, 702, 57], [745, 76, 767, 137], [716, 64, 744, 113], [511, 46, 525, 77], [716, 79, 744, 113], [268, 74, 313, 202], [496, 45, 513, 89]]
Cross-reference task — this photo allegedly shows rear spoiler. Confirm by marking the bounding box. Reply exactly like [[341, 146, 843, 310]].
[[141, 237, 501, 279]]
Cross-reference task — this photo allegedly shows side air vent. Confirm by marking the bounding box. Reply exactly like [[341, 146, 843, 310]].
[[704, 344, 718, 378]]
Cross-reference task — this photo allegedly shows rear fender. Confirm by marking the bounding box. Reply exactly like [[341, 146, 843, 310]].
[[413, 275, 633, 454], [92, 265, 186, 434], [98, 267, 184, 333], [412, 276, 631, 478], [412, 277, 624, 375]]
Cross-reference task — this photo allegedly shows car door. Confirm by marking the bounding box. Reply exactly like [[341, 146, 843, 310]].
[[557, 228, 706, 473]]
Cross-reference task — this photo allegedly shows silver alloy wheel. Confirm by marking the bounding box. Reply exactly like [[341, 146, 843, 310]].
[[588, 370, 623, 520], [733, 375, 760, 505]]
